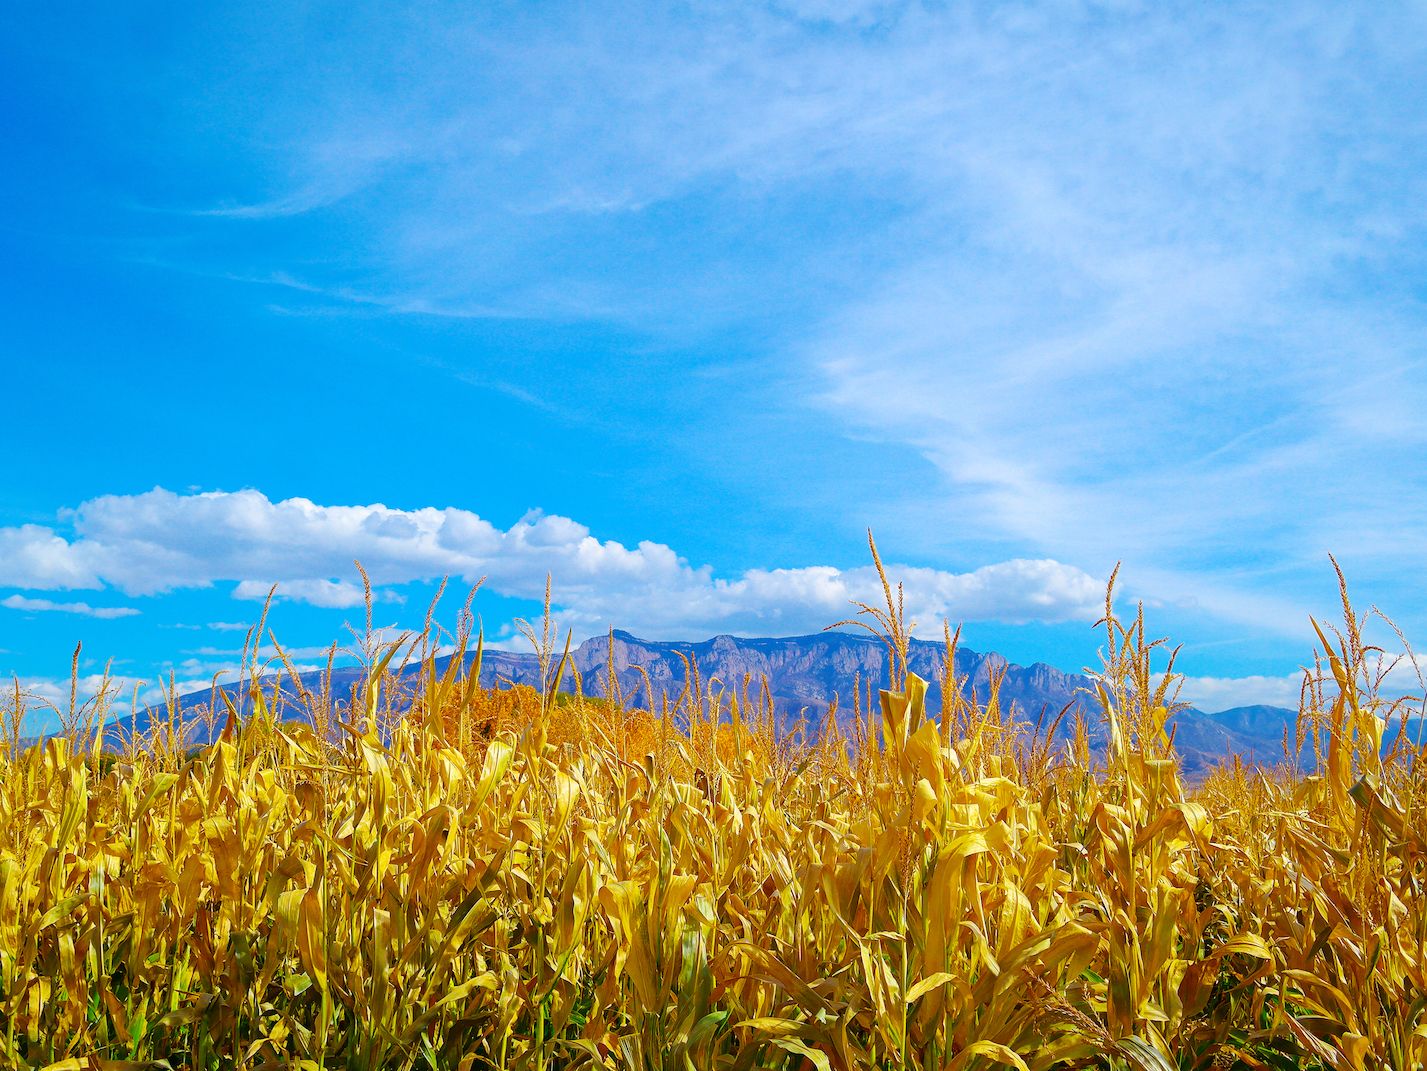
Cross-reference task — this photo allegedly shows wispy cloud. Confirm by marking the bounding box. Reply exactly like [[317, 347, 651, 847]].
[[231, 578, 380, 610], [182, 644, 353, 661], [1, 595, 140, 619], [12, 3, 1425, 679], [749, 6, 1427, 633], [128, 3, 1427, 642]]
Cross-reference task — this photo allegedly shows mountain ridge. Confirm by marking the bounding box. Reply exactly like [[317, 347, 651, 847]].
[[98, 629, 1300, 778]]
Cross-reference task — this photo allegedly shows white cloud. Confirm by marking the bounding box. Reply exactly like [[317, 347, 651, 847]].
[[1183, 654, 1427, 713], [44, 3, 1419, 656], [8, 672, 132, 712], [0, 525, 102, 590], [6, 649, 343, 738], [781, 6, 1427, 619], [124, 3, 1427, 642], [182, 644, 354, 662], [0, 488, 1103, 636], [6, 672, 236, 738], [1180, 673, 1309, 712], [157, 657, 328, 683], [232, 578, 373, 609], [1, 595, 140, 619]]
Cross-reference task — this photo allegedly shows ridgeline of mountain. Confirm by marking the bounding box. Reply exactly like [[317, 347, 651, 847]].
[[491, 630, 1085, 724], [113, 630, 1300, 778]]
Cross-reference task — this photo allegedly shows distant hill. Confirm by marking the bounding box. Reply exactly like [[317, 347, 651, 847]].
[[93, 629, 1306, 778]]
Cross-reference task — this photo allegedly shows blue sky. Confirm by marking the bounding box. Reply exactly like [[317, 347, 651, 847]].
[[4, 2, 1426, 726]]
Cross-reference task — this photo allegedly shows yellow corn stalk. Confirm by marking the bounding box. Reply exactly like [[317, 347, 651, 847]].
[[1, 557, 1424, 1069]]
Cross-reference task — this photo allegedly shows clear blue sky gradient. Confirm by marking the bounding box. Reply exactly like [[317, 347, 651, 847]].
[[4, 3, 1426, 725]]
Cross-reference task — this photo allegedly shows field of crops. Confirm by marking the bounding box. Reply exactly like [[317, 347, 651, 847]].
[[2, 565, 1425, 1070]]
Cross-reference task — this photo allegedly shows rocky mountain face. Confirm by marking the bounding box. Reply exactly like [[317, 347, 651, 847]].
[[108, 629, 1303, 779], [480, 629, 1086, 726], [499, 631, 1299, 776]]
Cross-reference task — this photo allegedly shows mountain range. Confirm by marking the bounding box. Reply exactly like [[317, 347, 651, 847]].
[[113, 629, 1305, 779]]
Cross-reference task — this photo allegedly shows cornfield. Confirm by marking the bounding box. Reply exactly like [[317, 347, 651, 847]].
[[2, 551, 1426, 1070]]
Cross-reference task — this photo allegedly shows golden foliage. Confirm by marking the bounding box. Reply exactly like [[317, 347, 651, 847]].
[[1, 555, 1425, 1070]]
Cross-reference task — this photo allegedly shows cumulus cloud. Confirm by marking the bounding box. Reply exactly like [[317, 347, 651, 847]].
[[1183, 654, 1427, 713], [1, 595, 140, 619], [0, 488, 1103, 636], [0, 525, 102, 589], [232, 578, 374, 609]]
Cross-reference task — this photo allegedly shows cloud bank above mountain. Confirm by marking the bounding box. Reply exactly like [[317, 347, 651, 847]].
[[0, 488, 1103, 637]]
